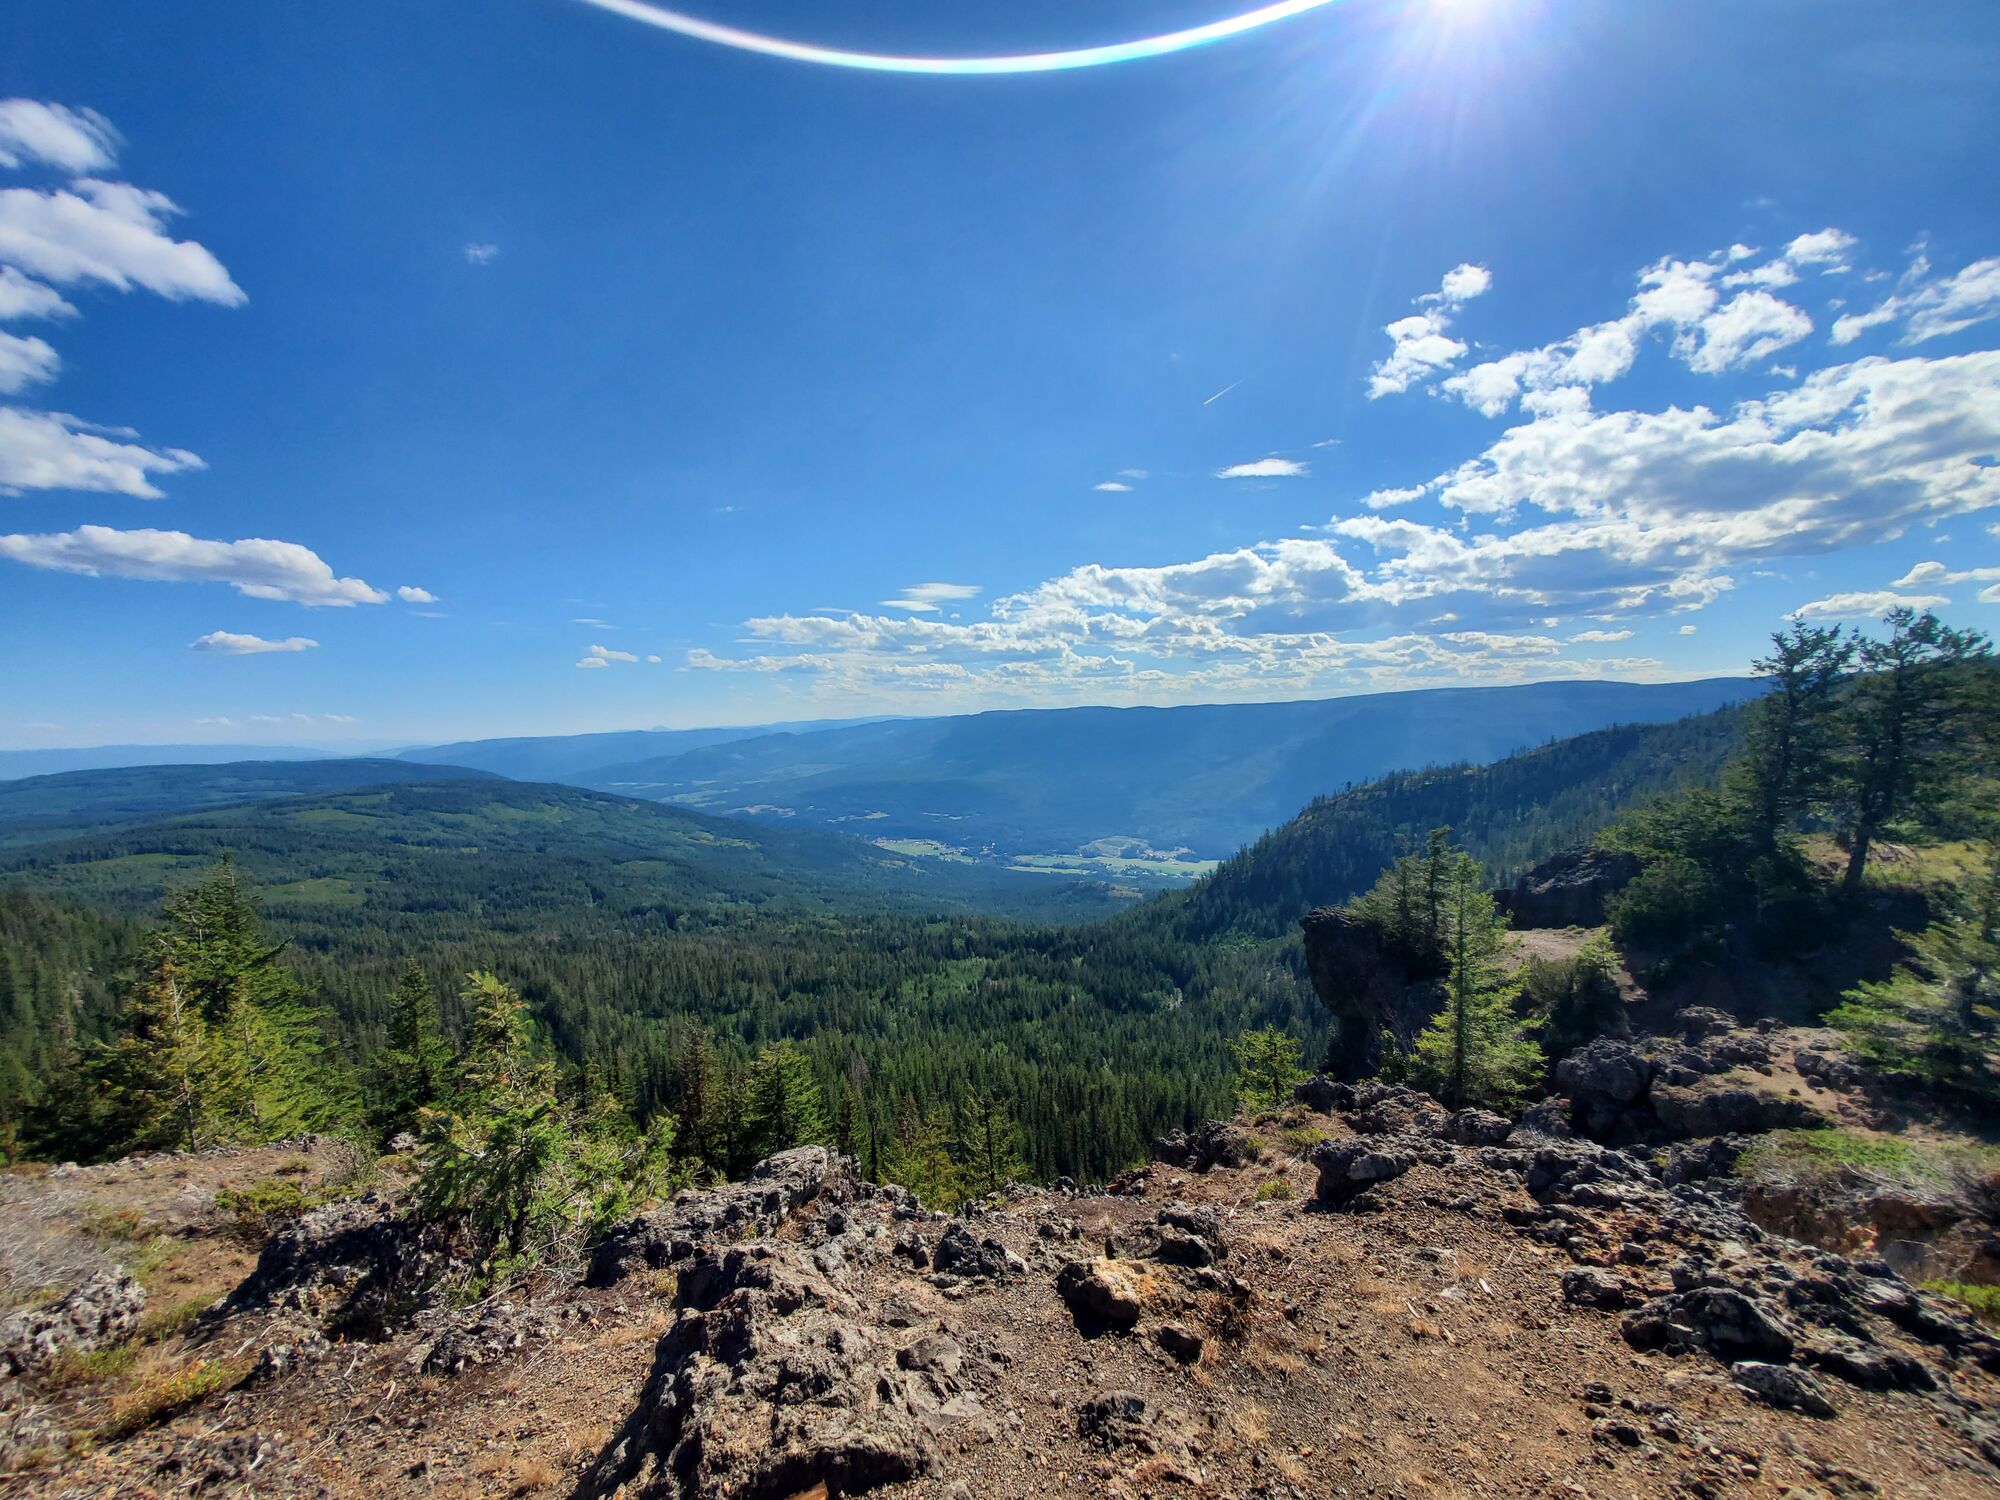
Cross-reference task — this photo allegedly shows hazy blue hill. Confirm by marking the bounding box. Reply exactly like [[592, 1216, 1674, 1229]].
[[0, 777, 1129, 928], [0, 759, 507, 849], [0, 744, 330, 782], [582, 677, 1765, 858], [396, 716, 894, 782], [1140, 702, 1750, 943]]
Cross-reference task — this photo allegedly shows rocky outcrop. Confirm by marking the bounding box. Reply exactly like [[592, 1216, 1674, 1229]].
[[1493, 846, 1640, 929], [0, 1270, 145, 1375], [589, 1146, 863, 1287], [1149, 1119, 1258, 1173], [1299, 906, 1440, 1078], [226, 1197, 445, 1335], [1309, 1136, 1420, 1206], [579, 1241, 987, 1500]]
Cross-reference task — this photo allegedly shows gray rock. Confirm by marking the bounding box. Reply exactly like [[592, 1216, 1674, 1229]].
[[1731, 1360, 1837, 1418], [1563, 1268, 1634, 1310], [1436, 1108, 1513, 1146], [1309, 1137, 1418, 1206], [1055, 1259, 1151, 1328], [1621, 1287, 1795, 1363], [0, 1270, 146, 1375], [1153, 1204, 1226, 1268], [1494, 846, 1640, 929], [415, 1300, 555, 1377], [1154, 1322, 1204, 1363], [930, 1222, 1014, 1280]]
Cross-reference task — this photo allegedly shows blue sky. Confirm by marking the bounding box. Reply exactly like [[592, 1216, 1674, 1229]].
[[2, 0, 1998, 749]]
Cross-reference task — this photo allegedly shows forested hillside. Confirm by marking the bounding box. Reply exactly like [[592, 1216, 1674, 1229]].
[[0, 703, 1747, 1181]]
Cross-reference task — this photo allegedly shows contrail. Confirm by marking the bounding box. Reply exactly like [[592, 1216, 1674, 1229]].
[[570, 0, 1346, 75], [1203, 379, 1245, 406]]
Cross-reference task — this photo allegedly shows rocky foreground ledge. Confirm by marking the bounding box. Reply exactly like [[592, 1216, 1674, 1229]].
[[3, 1026, 1998, 1498]]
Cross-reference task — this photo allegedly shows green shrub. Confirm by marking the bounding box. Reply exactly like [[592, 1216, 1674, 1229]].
[[1925, 1280, 2000, 1328], [1253, 1178, 1295, 1203], [100, 1358, 244, 1438]]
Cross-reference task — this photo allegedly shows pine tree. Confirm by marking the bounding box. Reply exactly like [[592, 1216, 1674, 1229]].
[[960, 1089, 1027, 1201], [1741, 621, 1855, 854], [1836, 609, 1991, 896], [1828, 856, 2000, 1105], [90, 943, 251, 1152], [885, 1094, 960, 1208], [367, 961, 455, 1143], [1411, 855, 1541, 1109], [744, 1041, 829, 1159], [1230, 1026, 1306, 1113]]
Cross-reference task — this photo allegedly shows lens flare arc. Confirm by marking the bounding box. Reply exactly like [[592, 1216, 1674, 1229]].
[[572, 0, 1346, 75]]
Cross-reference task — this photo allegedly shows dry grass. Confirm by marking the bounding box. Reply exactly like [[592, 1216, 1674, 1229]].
[[99, 1354, 247, 1438]]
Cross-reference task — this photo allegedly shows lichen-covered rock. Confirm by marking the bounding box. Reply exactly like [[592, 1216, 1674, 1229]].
[[1554, 1038, 1653, 1140], [1493, 846, 1640, 929], [0, 1270, 145, 1375], [1309, 1137, 1418, 1206], [578, 1241, 982, 1500], [1292, 1074, 1354, 1113], [1054, 1258, 1158, 1329], [415, 1299, 557, 1377], [1150, 1120, 1257, 1173], [225, 1196, 442, 1335], [589, 1146, 860, 1287], [1732, 1360, 1837, 1418], [1652, 1084, 1819, 1141], [930, 1222, 1019, 1280]]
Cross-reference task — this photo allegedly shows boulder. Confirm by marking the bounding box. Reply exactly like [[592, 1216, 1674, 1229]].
[[1554, 1038, 1654, 1140], [1435, 1108, 1513, 1146], [0, 1271, 146, 1375], [1732, 1361, 1837, 1418], [1152, 1204, 1226, 1268], [225, 1197, 442, 1335], [1493, 846, 1640, 929], [1150, 1120, 1257, 1173], [1055, 1259, 1158, 1329], [1299, 906, 1439, 1079], [1292, 1074, 1354, 1113], [1621, 1287, 1795, 1363], [1309, 1137, 1418, 1206], [1562, 1268, 1635, 1310], [930, 1222, 1022, 1280], [416, 1300, 556, 1377], [1652, 1085, 1818, 1140], [1154, 1323, 1204, 1363], [589, 1146, 859, 1287]]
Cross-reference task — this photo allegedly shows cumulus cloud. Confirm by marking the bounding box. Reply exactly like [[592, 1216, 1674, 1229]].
[[880, 582, 981, 612], [1361, 484, 1429, 510], [0, 101, 118, 174], [0, 265, 74, 320], [577, 643, 639, 668], [1791, 590, 1951, 620], [0, 330, 58, 393], [0, 525, 398, 605], [1891, 560, 2000, 589], [190, 630, 318, 654], [0, 406, 204, 496], [1367, 262, 1489, 398], [1216, 457, 1308, 479], [1093, 481, 1132, 492], [1568, 629, 1634, 643], [1832, 256, 2000, 346], [0, 178, 244, 304], [396, 585, 437, 603], [1786, 228, 1858, 271]]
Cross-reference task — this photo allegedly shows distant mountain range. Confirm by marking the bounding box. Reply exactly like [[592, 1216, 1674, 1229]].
[[0, 743, 331, 781], [572, 678, 1763, 860], [395, 717, 895, 783]]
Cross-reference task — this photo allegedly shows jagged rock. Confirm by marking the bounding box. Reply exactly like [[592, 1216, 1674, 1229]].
[[1510, 1098, 1575, 1141], [1299, 906, 1440, 1078], [415, 1299, 556, 1376], [150, 1430, 333, 1498], [1292, 1074, 1354, 1113], [589, 1147, 859, 1287], [1796, 1047, 1868, 1091], [1077, 1389, 1188, 1459], [0, 1270, 146, 1375], [1309, 1137, 1418, 1206], [1055, 1259, 1157, 1328], [1554, 1038, 1653, 1140], [1563, 1268, 1635, 1310], [1801, 1336, 1934, 1391], [1672, 1006, 1737, 1040], [1621, 1287, 1795, 1363], [578, 1241, 977, 1500], [1435, 1108, 1513, 1146], [931, 1223, 1020, 1280], [1154, 1322, 1204, 1363], [1652, 1084, 1818, 1140], [1153, 1204, 1226, 1268], [1150, 1120, 1257, 1173], [1662, 1134, 1750, 1186], [225, 1196, 441, 1334], [1493, 846, 1640, 929], [1732, 1361, 1837, 1418]]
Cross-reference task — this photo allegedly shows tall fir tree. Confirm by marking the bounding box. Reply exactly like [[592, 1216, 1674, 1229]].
[[367, 960, 454, 1143], [744, 1041, 829, 1159], [1411, 853, 1542, 1110]]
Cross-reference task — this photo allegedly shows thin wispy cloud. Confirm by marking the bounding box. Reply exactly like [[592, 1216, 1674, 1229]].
[[576, 643, 639, 668], [1217, 457, 1307, 479], [880, 582, 981, 613], [1093, 481, 1132, 493], [0, 525, 407, 606], [463, 242, 499, 265], [1203, 379, 1243, 406], [190, 630, 318, 654]]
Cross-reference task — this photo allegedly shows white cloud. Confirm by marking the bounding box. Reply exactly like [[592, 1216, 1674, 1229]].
[[0, 330, 58, 392], [1093, 481, 1132, 493], [1216, 457, 1308, 479], [1677, 624, 1698, 635], [646, 654, 662, 664], [0, 102, 118, 174], [193, 715, 234, 727], [190, 630, 318, 654], [0, 265, 74, 320], [1361, 484, 1428, 510], [396, 585, 437, 603], [1118, 468, 1148, 479], [0, 525, 395, 605], [0, 178, 244, 304], [1791, 590, 1951, 620], [1785, 228, 1858, 271], [1367, 263, 1490, 398], [881, 582, 981, 612], [1568, 629, 1633, 643], [576, 656, 608, 670], [1834, 257, 2000, 347], [577, 643, 639, 667], [1724, 259, 1801, 290], [1981, 583, 2000, 604], [463, 242, 499, 265], [1680, 290, 1813, 374], [0, 406, 204, 496], [1892, 560, 2000, 589]]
